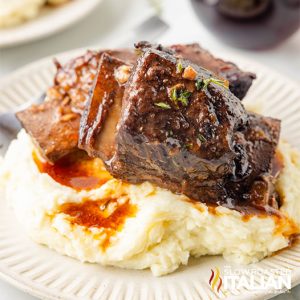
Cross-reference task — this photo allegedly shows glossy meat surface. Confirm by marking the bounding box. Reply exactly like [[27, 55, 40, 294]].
[[17, 43, 255, 163], [169, 43, 256, 99], [87, 48, 280, 208], [17, 49, 136, 162], [135, 42, 256, 99], [79, 53, 130, 161], [17, 101, 80, 162]]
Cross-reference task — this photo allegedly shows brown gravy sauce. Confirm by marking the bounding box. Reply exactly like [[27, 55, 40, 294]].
[[197, 203, 299, 238], [33, 147, 298, 248], [33, 151, 112, 191], [33, 151, 138, 249], [59, 198, 137, 249], [59, 198, 136, 230]]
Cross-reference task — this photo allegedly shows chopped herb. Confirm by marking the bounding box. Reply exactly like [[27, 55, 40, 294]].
[[178, 90, 192, 106], [169, 85, 191, 107], [170, 87, 178, 102], [197, 134, 207, 143], [154, 102, 171, 109], [203, 77, 229, 90], [185, 143, 193, 149], [195, 79, 204, 91], [176, 60, 183, 74], [195, 77, 229, 91]]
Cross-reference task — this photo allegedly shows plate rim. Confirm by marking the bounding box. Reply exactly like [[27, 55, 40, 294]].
[[0, 0, 103, 48], [0, 268, 59, 300]]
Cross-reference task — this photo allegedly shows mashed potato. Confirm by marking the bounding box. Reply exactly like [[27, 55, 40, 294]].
[[0, 130, 299, 276], [0, 0, 70, 28], [276, 141, 300, 227], [0, 0, 45, 28]]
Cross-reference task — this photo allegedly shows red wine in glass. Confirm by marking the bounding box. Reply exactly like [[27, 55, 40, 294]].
[[190, 0, 300, 49]]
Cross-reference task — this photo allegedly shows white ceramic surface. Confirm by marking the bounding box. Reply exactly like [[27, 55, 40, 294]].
[[0, 0, 103, 48], [0, 49, 299, 300]]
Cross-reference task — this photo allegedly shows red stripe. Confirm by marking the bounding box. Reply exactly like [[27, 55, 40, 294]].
[[217, 277, 222, 292], [209, 269, 214, 285]]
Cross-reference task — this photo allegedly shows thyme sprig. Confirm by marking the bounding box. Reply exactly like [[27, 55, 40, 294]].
[[195, 77, 229, 91], [170, 85, 192, 107], [154, 102, 171, 109], [176, 60, 183, 74], [197, 133, 207, 143]]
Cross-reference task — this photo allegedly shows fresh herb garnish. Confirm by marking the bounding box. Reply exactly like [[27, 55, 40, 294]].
[[195, 79, 204, 91], [197, 133, 207, 143], [177, 90, 192, 106], [170, 87, 178, 102], [154, 102, 171, 109], [176, 60, 183, 74], [169, 85, 191, 107], [195, 77, 228, 91], [203, 77, 229, 90], [185, 143, 193, 149]]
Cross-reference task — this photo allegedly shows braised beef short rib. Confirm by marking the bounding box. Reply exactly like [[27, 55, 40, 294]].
[[136, 41, 256, 100], [169, 43, 256, 100], [16, 43, 255, 164], [79, 47, 280, 208], [79, 53, 131, 161], [16, 50, 136, 162]]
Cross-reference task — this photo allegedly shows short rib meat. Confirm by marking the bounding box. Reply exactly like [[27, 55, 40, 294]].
[[80, 48, 280, 209], [79, 53, 131, 161], [169, 43, 256, 100], [135, 42, 256, 99], [16, 49, 136, 162]]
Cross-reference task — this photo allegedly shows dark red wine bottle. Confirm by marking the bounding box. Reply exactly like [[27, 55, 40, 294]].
[[190, 0, 300, 49]]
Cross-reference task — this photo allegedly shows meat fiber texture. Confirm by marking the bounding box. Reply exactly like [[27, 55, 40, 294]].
[[17, 43, 254, 163], [169, 43, 256, 100], [82, 47, 280, 210], [16, 49, 136, 162]]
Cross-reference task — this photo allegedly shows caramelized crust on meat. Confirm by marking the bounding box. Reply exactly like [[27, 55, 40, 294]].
[[169, 43, 256, 99], [17, 101, 80, 162], [135, 42, 255, 99], [83, 48, 280, 209], [16, 42, 280, 211], [16, 49, 136, 162], [16, 44, 255, 163]]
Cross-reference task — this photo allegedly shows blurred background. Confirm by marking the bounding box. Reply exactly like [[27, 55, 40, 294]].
[[0, 0, 299, 299], [0, 0, 300, 80]]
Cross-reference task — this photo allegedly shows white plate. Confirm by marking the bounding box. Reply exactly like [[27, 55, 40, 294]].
[[0, 48, 300, 300], [0, 0, 103, 48]]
